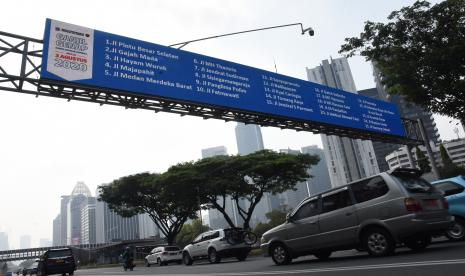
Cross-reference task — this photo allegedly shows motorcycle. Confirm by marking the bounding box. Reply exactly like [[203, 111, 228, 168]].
[[123, 258, 135, 271]]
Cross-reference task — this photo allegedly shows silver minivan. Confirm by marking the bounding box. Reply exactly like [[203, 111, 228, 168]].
[[261, 168, 454, 265]]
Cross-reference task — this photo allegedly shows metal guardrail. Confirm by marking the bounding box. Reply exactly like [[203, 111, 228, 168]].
[[0, 239, 160, 262]]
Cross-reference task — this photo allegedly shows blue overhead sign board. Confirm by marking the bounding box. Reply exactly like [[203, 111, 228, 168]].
[[41, 19, 405, 137]]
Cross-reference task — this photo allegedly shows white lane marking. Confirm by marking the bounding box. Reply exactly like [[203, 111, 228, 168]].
[[85, 258, 465, 276]]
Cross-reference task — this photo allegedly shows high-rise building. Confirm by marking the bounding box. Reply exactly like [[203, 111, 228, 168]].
[[67, 182, 92, 245], [19, 235, 31, 249], [301, 145, 332, 195], [81, 197, 96, 244], [306, 57, 379, 187], [95, 188, 140, 243], [372, 64, 441, 145], [59, 196, 70, 246], [0, 232, 9, 250], [235, 123, 264, 155], [52, 214, 61, 246]]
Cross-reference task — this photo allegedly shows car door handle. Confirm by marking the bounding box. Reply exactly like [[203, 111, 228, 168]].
[[345, 212, 353, 216], [309, 221, 317, 225]]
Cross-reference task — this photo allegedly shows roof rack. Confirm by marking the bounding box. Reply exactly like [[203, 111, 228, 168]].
[[388, 168, 423, 178]]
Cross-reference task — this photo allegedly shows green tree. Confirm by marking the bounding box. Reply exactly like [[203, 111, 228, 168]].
[[416, 146, 431, 173], [339, 0, 465, 121], [439, 144, 454, 167], [193, 150, 319, 230], [98, 173, 199, 245], [176, 219, 210, 248]]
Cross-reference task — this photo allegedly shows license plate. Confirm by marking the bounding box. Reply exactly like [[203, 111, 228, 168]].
[[56, 260, 64, 263], [170, 253, 177, 255]]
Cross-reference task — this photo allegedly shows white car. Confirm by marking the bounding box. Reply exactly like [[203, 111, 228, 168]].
[[145, 246, 183, 266], [182, 228, 251, 265]]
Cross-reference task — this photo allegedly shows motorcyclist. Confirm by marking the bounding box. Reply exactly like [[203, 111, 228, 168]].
[[121, 246, 134, 271]]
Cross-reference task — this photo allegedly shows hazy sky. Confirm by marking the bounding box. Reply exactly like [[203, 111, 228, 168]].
[[0, 0, 460, 249]]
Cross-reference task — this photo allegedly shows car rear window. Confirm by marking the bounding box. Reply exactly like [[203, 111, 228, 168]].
[[164, 246, 180, 251], [48, 250, 72, 258], [393, 176, 433, 193], [433, 181, 464, 196]]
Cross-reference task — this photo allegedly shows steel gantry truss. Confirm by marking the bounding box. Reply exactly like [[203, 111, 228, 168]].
[[0, 30, 423, 145]]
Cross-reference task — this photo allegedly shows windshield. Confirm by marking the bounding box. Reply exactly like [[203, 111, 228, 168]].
[[393, 176, 433, 193], [164, 246, 180, 251]]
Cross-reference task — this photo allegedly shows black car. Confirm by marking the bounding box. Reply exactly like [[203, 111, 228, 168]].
[[37, 248, 76, 276]]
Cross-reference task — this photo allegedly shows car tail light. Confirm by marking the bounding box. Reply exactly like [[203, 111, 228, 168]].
[[404, 197, 423, 212], [442, 198, 449, 209]]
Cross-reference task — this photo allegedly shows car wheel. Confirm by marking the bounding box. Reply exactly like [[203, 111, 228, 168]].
[[363, 227, 395, 257], [157, 258, 163, 266], [183, 252, 193, 266], [314, 251, 332, 260], [69, 272, 74, 275], [446, 218, 465, 241], [208, 248, 221, 264], [61, 273, 66, 276], [405, 235, 431, 251], [270, 243, 292, 265]]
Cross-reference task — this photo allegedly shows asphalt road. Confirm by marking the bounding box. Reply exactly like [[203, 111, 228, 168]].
[[76, 240, 465, 276]]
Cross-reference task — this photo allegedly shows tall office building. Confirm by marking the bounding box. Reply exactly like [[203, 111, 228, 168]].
[[95, 188, 140, 243], [306, 57, 379, 187], [19, 235, 31, 249], [0, 232, 9, 250], [235, 123, 264, 155], [372, 64, 441, 145], [81, 197, 96, 244], [301, 145, 332, 195], [67, 182, 92, 245], [52, 214, 61, 246], [357, 64, 442, 171], [59, 196, 70, 246]]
